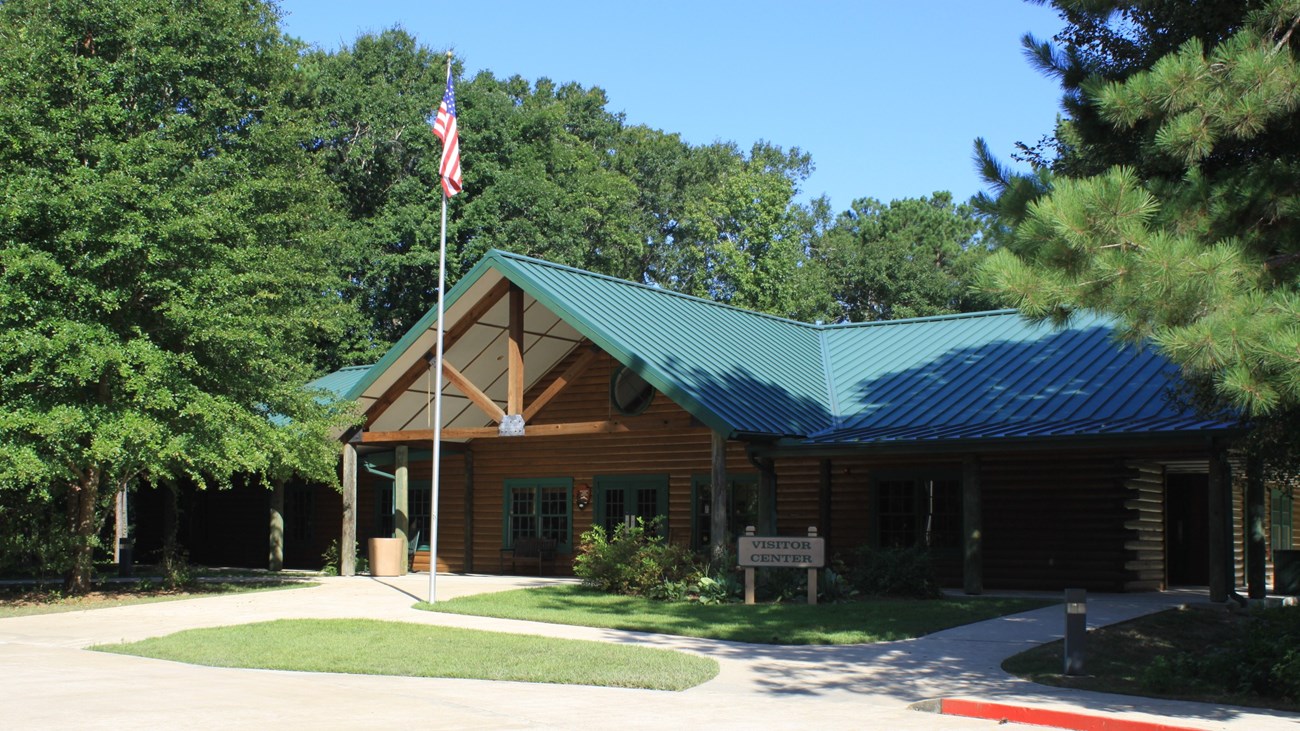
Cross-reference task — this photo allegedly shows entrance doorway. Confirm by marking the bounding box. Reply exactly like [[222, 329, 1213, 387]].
[[1166, 473, 1209, 586], [594, 475, 668, 535]]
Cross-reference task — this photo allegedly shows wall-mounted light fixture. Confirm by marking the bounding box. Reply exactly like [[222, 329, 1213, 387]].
[[575, 483, 591, 510]]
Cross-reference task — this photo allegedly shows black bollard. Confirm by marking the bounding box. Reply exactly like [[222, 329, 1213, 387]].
[[1064, 588, 1086, 675]]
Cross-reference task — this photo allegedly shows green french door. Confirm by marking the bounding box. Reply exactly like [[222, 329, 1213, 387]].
[[594, 475, 668, 535]]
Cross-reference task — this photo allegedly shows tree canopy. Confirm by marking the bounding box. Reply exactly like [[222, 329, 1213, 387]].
[[0, 0, 358, 590]]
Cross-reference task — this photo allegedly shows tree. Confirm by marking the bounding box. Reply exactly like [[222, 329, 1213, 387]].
[[0, 0, 358, 592], [812, 193, 996, 322], [305, 30, 832, 338], [977, 0, 1300, 456]]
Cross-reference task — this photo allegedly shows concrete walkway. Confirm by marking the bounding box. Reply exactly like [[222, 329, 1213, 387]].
[[1, 575, 1296, 730]]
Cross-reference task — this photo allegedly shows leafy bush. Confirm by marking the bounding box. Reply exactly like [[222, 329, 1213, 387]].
[[573, 518, 698, 598], [755, 567, 807, 603], [818, 568, 858, 603], [1140, 607, 1300, 702], [1230, 606, 1300, 701], [693, 574, 741, 605], [320, 540, 369, 576], [842, 546, 942, 599]]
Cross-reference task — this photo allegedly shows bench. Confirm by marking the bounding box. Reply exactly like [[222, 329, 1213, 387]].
[[500, 536, 557, 575]]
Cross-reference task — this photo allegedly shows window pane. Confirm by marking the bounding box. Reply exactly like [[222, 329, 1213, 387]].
[[878, 480, 917, 548]]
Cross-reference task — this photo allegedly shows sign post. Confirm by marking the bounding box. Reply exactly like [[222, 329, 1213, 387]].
[[737, 526, 826, 605]]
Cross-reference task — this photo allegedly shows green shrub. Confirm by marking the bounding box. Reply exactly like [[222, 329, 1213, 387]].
[[573, 518, 698, 598], [1231, 606, 1300, 701], [692, 574, 740, 605], [843, 546, 942, 599], [320, 540, 368, 576], [755, 567, 807, 603]]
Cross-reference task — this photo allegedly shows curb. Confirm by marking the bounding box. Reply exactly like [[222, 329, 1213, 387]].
[[911, 698, 1205, 731]]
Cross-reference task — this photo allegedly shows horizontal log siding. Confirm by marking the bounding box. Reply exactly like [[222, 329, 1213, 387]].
[[1123, 462, 1165, 591], [409, 351, 784, 574], [980, 456, 1135, 591]]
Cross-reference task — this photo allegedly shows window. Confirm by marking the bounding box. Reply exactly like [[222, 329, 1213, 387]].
[[610, 365, 654, 415], [1274, 488, 1294, 551], [873, 474, 961, 550], [691, 474, 760, 550], [504, 478, 573, 552]]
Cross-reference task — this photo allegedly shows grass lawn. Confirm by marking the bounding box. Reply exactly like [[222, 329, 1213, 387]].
[[419, 585, 1053, 644], [0, 580, 315, 618], [94, 618, 718, 690], [1002, 606, 1300, 713]]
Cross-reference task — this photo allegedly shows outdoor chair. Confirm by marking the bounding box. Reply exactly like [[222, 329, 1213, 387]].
[[499, 535, 557, 575]]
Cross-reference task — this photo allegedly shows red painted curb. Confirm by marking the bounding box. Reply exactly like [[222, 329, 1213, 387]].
[[939, 699, 1204, 731]]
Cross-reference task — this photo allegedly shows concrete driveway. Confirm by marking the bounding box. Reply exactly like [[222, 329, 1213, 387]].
[[1, 575, 1295, 730]]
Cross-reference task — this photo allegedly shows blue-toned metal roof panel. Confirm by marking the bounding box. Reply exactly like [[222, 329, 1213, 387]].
[[815, 310, 1235, 444]]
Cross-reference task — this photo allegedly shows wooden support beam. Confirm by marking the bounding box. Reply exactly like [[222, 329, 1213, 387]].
[[710, 431, 728, 568], [507, 284, 524, 415], [341, 443, 358, 577], [1246, 456, 1266, 600], [962, 454, 983, 595], [1207, 447, 1230, 602], [441, 359, 506, 423], [360, 416, 697, 443], [463, 450, 474, 573], [522, 343, 597, 422], [269, 479, 284, 572], [363, 278, 512, 426]]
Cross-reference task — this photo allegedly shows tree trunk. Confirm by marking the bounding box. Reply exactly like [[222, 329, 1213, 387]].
[[64, 469, 101, 594]]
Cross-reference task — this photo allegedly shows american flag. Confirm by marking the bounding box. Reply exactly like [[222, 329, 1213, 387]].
[[432, 74, 462, 197]]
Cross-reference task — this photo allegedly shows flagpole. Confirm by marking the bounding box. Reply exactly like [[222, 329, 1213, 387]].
[[428, 53, 453, 605]]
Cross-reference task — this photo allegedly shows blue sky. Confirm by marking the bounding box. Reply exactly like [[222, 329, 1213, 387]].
[[276, 1, 1066, 213]]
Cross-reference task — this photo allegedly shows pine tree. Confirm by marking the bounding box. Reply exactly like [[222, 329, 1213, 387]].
[[978, 2, 1300, 429]]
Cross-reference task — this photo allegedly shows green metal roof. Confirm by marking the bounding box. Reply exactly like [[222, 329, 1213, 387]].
[[329, 250, 1240, 446]]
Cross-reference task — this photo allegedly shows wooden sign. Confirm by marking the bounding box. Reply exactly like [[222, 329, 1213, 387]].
[[737, 535, 825, 568]]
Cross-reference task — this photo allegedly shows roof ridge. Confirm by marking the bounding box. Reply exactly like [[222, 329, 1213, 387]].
[[820, 309, 1022, 330], [488, 249, 824, 331]]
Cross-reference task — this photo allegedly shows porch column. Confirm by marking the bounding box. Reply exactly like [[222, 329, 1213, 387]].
[[342, 442, 358, 577], [757, 457, 776, 535], [1246, 456, 1266, 600], [269, 478, 284, 571], [464, 449, 475, 573], [710, 431, 728, 568], [819, 459, 833, 543], [963, 455, 983, 595], [395, 446, 409, 572], [1207, 447, 1231, 602]]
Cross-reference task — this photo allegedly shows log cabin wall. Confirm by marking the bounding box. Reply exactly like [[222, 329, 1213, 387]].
[[362, 345, 1233, 591], [1123, 463, 1166, 591]]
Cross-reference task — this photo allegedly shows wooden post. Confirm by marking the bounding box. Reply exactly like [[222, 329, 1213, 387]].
[[743, 525, 756, 605], [1246, 456, 1265, 600], [395, 446, 409, 573], [507, 284, 525, 416], [269, 479, 284, 572], [464, 449, 475, 573], [342, 442, 358, 577], [1207, 447, 1229, 602], [819, 459, 832, 544], [710, 431, 729, 568], [807, 526, 819, 606], [757, 458, 776, 535], [962, 455, 983, 595]]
